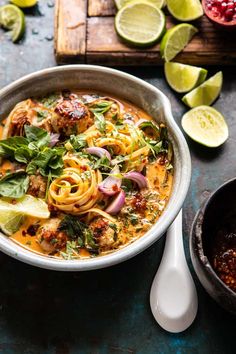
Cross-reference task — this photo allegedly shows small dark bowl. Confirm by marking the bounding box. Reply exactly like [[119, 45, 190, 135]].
[[190, 178, 236, 315]]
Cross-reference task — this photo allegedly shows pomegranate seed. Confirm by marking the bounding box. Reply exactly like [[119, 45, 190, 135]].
[[225, 8, 234, 19], [228, 2, 234, 8]]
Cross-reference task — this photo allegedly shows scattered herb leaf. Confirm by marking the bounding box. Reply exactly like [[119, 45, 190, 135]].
[[0, 171, 29, 198]]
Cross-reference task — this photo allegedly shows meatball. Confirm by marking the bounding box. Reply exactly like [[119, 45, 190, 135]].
[[90, 218, 117, 251], [27, 174, 47, 199], [7, 100, 35, 136], [37, 218, 67, 253], [53, 97, 93, 136]]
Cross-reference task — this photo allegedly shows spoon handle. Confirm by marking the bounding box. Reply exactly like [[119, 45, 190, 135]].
[[163, 210, 186, 266]]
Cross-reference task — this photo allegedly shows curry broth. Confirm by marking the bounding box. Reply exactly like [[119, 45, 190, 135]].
[[0, 91, 173, 259]]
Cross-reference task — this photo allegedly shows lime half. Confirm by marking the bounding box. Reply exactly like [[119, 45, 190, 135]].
[[0, 4, 25, 42], [11, 0, 37, 7], [160, 24, 198, 62], [164, 62, 207, 93], [115, 1, 166, 47], [182, 106, 228, 147], [0, 195, 50, 236], [115, 0, 166, 9], [182, 71, 223, 108], [166, 0, 203, 21]]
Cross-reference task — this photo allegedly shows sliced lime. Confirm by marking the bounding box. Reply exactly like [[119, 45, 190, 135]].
[[15, 195, 50, 219], [166, 0, 203, 21], [0, 195, 50, 236], [160, 24, 198, 62], [164, 62, 207, 93], [182, 106, 228, 147], [115, 0, 166, 9], [0, 4, 25, 42], [182, 71, 223, 108], [11, 0, 37, 7], [0, 207, 24, 236], [115, 1, 166, 47]]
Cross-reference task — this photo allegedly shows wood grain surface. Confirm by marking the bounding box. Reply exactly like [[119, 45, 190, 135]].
[[55, 0, 236, 65], [54, 0, 87, 63]]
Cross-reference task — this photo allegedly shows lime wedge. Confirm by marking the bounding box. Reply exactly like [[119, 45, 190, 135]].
[[164, 62, 207, 93], [14, 195, 50, 219], [182, 106, 228, 147], [115, 0, 166, 9], [115, 1, 166, 47], [160, 24, 198, 62], [0, 4, 25, 42], [182, 71, 223, 108], [166, 0, 203, 21], [0, 195, 50, 236], [11, 0, 37, 7], [0, 207, 24, 236]]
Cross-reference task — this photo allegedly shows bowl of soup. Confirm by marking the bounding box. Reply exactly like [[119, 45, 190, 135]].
[[0, 65, 191, 271], [190, 178, 236, 314]]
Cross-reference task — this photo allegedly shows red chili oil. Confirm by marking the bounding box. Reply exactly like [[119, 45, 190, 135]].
[[210, 227, 236, 292]]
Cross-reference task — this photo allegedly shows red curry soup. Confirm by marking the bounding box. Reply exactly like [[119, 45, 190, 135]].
[[0, 91, 173, 259]]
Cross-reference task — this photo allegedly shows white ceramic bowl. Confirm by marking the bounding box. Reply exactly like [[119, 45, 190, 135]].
[[0, 65, 191, 271]]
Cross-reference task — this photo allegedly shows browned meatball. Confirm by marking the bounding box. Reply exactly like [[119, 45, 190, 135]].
[[53, 97, 93, 135], [90, 218, 117, 251], [27, 174, 47, 199], [37, 218, 67, 253], [7, 100, 35, 137]]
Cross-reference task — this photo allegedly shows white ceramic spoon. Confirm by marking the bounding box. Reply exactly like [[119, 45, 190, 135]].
[[150, 210, 198, 333]]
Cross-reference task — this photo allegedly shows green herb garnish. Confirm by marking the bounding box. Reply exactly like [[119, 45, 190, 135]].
[[58, 215, 98, 252], [0, 171, 29, 198], [89, 101, 113, 133]]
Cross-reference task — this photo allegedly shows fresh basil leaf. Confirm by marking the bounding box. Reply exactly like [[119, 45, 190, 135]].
[[26, 147, 64, 177], [89, 101, 112, 114], [26, 161, 37, 175], [69, 134, 87, 151], [14, 147, 33, 164], [0, 171, 29, 198], [0, 137, 28, 158], [24, 126, 50, 148]]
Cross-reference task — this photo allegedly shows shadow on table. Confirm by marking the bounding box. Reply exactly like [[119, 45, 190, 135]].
[[0, 238, 165, 353], [0, 234, 235, 354]]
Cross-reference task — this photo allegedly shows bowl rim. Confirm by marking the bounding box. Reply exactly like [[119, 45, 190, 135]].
[[0, 65, 191, 271], [190, 177, 236, 297]]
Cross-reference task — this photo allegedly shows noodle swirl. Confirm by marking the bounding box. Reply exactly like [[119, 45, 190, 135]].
[[48, 155, 103, 214]]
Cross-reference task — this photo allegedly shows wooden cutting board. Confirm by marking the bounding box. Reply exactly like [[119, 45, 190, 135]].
[[54, 0, 236, 65]]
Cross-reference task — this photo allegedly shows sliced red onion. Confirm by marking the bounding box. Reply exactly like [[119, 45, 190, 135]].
[[98, 165, 122, 196], [49, 133, 60, 147], [135, 119, 149, 127], [124, 171, 148, 189], [85, 147, 111, 161], [106, 189, 126, 215], [124, 119, 134, 125]]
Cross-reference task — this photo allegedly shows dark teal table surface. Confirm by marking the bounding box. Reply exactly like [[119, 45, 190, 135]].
[[0, 1, 235, 353]]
